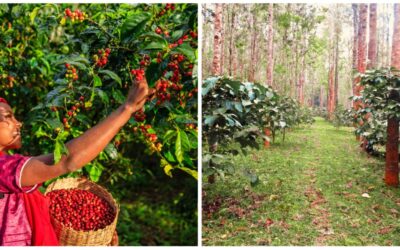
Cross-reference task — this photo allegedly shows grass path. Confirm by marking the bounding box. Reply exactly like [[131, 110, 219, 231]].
[[202, 117, 400, 246]]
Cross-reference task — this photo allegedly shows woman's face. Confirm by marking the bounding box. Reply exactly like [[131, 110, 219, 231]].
[[0, 103, 22, 151]]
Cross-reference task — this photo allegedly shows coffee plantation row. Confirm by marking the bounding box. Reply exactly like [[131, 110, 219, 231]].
[[202, 77, 314, 184]]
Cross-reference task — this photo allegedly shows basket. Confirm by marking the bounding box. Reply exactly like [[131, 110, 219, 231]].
[[45, 177, 119, 246]]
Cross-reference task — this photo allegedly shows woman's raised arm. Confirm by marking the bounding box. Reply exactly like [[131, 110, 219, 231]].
[[21, 79, 152, 187]]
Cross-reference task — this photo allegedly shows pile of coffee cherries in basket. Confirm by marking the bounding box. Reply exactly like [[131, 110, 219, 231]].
[[47, 189, 115, 231]]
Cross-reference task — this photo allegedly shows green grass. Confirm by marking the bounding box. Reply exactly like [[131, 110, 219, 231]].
[[202, 117, 400, 246]]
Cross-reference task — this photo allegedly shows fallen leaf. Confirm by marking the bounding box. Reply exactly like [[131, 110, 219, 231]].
[[293, 214, 304, 221], [378, 227, 393, 234], [220, 234, 228, 239], [346, 182, 353, 188], [235, 227, 248, 232], [318, 227, 334, 235], [390, 208, 399, 214], [269, 194, 279, 201], [265, 218, 274, 227], [361, 193, 371, 198], [372, 204, 380, 210]]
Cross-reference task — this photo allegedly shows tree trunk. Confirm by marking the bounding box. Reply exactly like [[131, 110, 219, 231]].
[[212, 4, 223, 76], [334, 24, 339, 107], [228, 5, 235, 77], [368, 3, 378, 69], [363, 3, 378, 150], [385, 3, 400, 187], [248, 11, 257, 82], [353, 4, 368, 140], [352, 4, 358, 107], [319, 86, 323, 109], [299, 55, 305, 105], [328, 62, 335, 120], [220, 4, 225, 75], [266, 3, 274, 88]]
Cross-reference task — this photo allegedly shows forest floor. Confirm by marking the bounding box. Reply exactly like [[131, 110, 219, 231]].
[[202, 117, 400, 246]]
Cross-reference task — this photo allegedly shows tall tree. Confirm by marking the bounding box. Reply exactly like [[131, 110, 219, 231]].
[[220, 4, 225, 75], [248, 9, 257, 82], [385, 3, 400, 187], [266, 3, 274, 87], [228, 5, 236, 76], [353, 4, 368, 126], [352, 4, 358, 105], [212, 4, 223, 75], [368, 3, 378, 69]]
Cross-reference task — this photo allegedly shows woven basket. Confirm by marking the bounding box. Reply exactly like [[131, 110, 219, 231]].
[[45, 177, 119, 246]]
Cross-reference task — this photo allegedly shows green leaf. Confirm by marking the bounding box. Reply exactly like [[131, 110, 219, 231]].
[[104, 143, 118, 160], [171, 30, 184, 41], [164, 164, 174, 178], [112, 88, 125, 104], [164, 150, 177, 163], [54, 139, 69, 164], [99, 69, 122, 86], [175, 42, 196, 62], [121, 12, 152, 43], [145, 62, 164, 87], [85, 162, 103, 182], [179, 130, 191, 151], [34, 126, 48, 138], [93, 74, 102, 87], [46, 118, 63, 130], [95, 89, 110, 105], [163, 130, 177, 143], [175, 130, 183, 163], [204, 115, 218, 127], [144, 41, 168, 50], [30, 7, 40, 25], [176, 166, 198, 180]]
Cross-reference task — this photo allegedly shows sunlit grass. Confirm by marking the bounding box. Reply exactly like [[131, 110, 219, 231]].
[[203, 117, 400, 246]]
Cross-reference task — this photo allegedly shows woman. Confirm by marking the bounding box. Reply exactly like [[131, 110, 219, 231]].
[[0, 78, 152, 246]]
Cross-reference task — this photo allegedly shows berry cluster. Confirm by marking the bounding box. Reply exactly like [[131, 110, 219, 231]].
[[47, 189, 115, 231], [133, 124, 162, 152], [65, 8, 87, 22], [58, 96, 84, 130], [158, 3, 175, 17], [156, 52, 163, 64], [65, 63, 78, 81], [133, 108, 146, 122], [186, 123, 197, 130], [155, 79, 172, 106], [189, 30, 198, 39], [93, 48, 111, 67], [130, 69, 145, 81], [155, 27, 162, 35], [139, 55, 151, 67]]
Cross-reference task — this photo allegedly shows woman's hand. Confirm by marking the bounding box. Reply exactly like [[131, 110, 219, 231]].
[[22, 77, 155, 187], [125, 78, 154, 113]]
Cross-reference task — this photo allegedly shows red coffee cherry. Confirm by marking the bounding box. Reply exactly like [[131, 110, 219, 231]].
[[47, 189, 115, 231]]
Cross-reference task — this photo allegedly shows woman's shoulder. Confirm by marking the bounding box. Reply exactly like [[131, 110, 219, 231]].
[[0, 154, 32, 175], [0, 154, 35, 193]]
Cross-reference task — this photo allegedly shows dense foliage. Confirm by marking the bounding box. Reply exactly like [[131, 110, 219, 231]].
[[352, 68, 400, 154], [0, 3, 197, 245], [202, 76, 314, 183]]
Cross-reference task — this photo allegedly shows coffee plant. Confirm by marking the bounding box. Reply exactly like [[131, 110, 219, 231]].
[[0, 3, 197, 245], [202, 76, 314, 184], [352, 68, 400, 155], [332, 105, 353, 129], [0, 3, 198, 181]]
